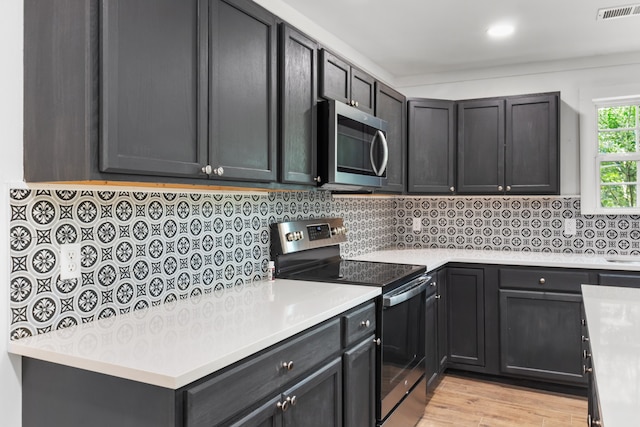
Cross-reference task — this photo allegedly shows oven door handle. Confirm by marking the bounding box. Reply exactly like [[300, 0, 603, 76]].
[[383, 275, 431, 307]]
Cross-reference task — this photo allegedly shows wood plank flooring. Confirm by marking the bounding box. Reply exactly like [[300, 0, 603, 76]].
[[417, 374, 587, 427]]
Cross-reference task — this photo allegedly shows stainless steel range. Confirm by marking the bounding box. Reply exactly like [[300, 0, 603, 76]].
[[271, 217, 429, 427]]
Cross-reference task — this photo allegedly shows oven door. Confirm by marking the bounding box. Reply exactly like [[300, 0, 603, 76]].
[[379, 274, 429, 421]]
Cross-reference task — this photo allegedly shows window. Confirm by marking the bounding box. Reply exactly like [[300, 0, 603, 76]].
[[580, 85, 640, 214], [596, 102, 640, 209]]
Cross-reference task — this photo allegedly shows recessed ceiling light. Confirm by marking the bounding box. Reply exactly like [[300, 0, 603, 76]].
[[487, 23, 515, 38]]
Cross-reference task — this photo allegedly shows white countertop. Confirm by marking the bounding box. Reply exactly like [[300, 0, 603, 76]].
[[8, 279, 380, 389], [354, 248, 640, 272], [582, 285, 640, 427]]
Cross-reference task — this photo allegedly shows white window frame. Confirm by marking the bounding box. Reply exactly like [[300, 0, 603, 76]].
[[580, 85, 640, 214]]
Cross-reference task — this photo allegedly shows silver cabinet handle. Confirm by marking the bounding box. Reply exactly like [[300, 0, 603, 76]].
[[506, 185, 511, 191], [277, 397, 291, 412], [539, 278, 546, 285], [313, 176, 321, 182], [369, 130, 389, 177], [583, 365, 593, 374], [498, 185, 504, 191], [355, 101, 359, 107], [360, 320, 371, 328], [281, 360, 294, 371], [583, 349, 592, 359], [450, 186, 455, 192], [290, 395, 297, 406], [373, 338, 381, 345], [435, 295, 441, 299], [202, 165, 212, 174], [582, 335, 590, 342], [430, 282, 437, 287], [213, 167, 224, 176]]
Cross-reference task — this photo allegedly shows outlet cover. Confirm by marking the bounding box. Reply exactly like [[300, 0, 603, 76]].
[[60, 243, 82, 281], [412, 217, 422, 232], [564, 218, 577, 236]]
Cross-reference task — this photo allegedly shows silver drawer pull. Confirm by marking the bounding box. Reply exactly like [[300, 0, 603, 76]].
[[373, 338, 381, 346], [582, 335, 590, 342], [583, 365, 593, 375], [360, 320, 371, 328], [539, 277, 546, 285], [281, 360, 294, 371], [277, 397, 291, 412], [290, 395, 297, 406]]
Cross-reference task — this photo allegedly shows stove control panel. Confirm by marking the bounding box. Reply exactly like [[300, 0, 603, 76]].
[[271, 217, 348, 255]]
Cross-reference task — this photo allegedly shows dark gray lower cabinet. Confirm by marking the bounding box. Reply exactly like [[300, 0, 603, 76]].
[[499, 290, 586, 385], [597, 272, 640, 288], [425, 288, 439, 392], [447, 268, 485, 367], [343, 337, 375, 427], [436, 269, 448, 372]]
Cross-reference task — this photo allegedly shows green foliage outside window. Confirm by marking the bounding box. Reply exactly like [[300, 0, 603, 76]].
[[598, 105, 639, 208]]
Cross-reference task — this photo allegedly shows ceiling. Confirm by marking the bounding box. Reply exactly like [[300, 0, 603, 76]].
[[280, 0, 640, 79]]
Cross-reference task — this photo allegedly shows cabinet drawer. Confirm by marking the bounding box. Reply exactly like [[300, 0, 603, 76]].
[[499, 267, 590, 293], [184, 318, 340, 427], [597, 273, 640, 288], [342, 302, 376, 347]]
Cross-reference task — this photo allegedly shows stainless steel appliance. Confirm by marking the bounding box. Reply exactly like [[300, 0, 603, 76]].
[[271, 217, 429, 427], [317, 100, 389, 191]]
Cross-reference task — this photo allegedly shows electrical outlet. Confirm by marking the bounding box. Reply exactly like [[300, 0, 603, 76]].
[[564, 218, 577, 236], [60, 243, 81, 281], [412, 217, 422, 232]]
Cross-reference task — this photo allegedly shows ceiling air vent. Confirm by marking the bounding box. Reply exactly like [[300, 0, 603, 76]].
[[597, 3, 640, 20]]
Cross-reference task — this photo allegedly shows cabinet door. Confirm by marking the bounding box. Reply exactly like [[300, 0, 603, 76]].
[[457, 99, 505, 194], [408, 99, 456, 194], [319, 49, 350, 105], [100, 0, 208, 177], [447, 268, 485, 367], [436, 269, 448, 372], [350, 67, 375, 115], [425, 291, 439, 392], [228, 396, 282, 427], [209, 0, 277, 182], [375, 83, 407, 193], [343, 337, 375, 427], [499, 289, 586, 385], [283, 358, 342, 427], [505, 93, 559, 194], [279, 24, 317, 185], [597, 272, 640, 288]]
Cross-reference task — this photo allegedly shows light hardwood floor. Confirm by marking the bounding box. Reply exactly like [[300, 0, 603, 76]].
[[417, 374, 588, 427]]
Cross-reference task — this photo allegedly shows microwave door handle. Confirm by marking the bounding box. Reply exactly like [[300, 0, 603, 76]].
[[377, 130, 389, 177], [369, 131, 380, 176]]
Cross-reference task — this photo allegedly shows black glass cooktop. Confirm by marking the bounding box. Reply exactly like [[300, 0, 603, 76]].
[[283, 259, 426, 291]]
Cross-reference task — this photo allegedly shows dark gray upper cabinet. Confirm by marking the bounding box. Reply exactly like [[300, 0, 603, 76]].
[[279, 24, 318, 185], [375, 83, 407, 193], [100, 0, 208, 178], [320, 49, 375, 115], [457, 92, 559, 195], [208, 0, 277, 182], [25, 0, 280, 185], [506, 93, 559, 194], [408, 99, 456, 194], [457, 99, 505, 194]]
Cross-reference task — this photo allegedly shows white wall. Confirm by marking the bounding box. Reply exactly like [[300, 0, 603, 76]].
[[396, 56, 640, 195], [1, 0, 24, 426]]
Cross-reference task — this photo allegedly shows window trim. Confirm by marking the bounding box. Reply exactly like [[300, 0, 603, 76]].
[[580, 85, 640, 214]]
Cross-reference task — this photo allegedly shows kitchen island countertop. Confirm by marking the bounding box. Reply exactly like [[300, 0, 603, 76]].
[[8, 279, 380, 389], [582, 284, 640, 427]]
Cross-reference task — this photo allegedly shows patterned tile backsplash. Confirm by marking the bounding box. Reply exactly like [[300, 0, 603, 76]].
[[8, 190, 640, 339], [394, 196, 640, 254], [8, 189, 396, 339]]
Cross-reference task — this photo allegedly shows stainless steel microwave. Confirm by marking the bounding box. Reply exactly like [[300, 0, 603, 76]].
[[317, 100, 389, 191]]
